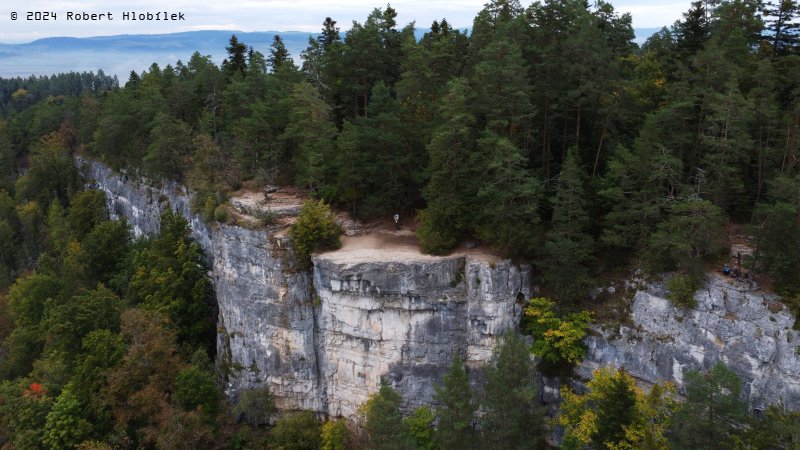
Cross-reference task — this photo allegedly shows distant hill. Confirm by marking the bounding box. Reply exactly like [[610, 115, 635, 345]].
[[633, 27, 664, 44], [0, 28, 663, 79]]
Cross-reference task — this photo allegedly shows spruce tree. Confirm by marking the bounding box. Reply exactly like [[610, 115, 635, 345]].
[[542, 146, 593, 302], [481, 332, 543, 450], [363, 379, 414, 450], [669, 362, 746, 450], [268, 35, 291, 72], [593, 368, 638, 448], [418, 78, 478, 254], [222, 34, 248, 78], [473, 130, 541, 257], [434, 354, 477, 450]]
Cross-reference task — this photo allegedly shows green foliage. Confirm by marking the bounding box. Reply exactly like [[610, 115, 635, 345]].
[[472, 130, 541, 258], [594, 369, 638, 448], [173, 366, 220, 419], [542, 147, 594, 302], [2, 273, 62, 378], [666, 272, 701, 308], [524, 297, 592, 367], [270, 411, 322, 450], [321, 420, 351, 450], [66, 190, 107, 240], [214, 205, 229, 223], [129, 208, 214, 350], [418, 78, 478, 255], [481, 331, 543, 450], [434, 354, 477, 450], [0, 380, 54, 449], [737, 404, 800, 449], [646, 197, 725, 277], [362, 379, 414, 450], [14, 125, 81, 209], [754, 200, 800, 295], [42, 283, 123, 355], [281, 82, 337, 193], [82, 219, 131, 287], [669, 362, 747, 450], [236, 386, 278, 426], [558, 368, 676, 450], [43, 386, 93, 450], [404, 407, 438, 450], [416, 208, 459, 255], [290, 199, 341, 269]]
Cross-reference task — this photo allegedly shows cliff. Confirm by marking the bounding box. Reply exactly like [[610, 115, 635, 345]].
[[81, 158, 800, 416], [80, 158, 531, 416], [579, 276, 800, 411]]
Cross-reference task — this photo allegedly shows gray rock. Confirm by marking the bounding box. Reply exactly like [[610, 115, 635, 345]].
[[82, 157, 800, 417], [578, 275, 800, 412]]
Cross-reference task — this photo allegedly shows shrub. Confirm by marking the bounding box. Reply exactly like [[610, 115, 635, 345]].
[[213, 205, 228, 223], [666, 272, 701, 308], [290, 200, 341, 269], [416, 209, 458, 255], [524, 297, 592, 367]]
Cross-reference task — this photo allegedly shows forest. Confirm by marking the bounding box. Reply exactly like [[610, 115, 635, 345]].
[[0, 0, 799, 448]]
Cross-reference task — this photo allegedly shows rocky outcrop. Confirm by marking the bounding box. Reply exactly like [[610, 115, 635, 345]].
[[579, 275, 800, 411], [313, 254, 530, 417], [81, 157, 800, 416], [80, 158, 531, 416]]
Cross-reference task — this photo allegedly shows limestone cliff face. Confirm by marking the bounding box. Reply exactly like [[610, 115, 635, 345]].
[[80, 158, 531, 416], [579, 276, 800, 411], [82, 158, 800, 416], [313, 254, 530, 417]]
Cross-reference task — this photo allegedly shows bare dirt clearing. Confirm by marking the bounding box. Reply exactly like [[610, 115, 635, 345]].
[[225, 187, 503, 263]]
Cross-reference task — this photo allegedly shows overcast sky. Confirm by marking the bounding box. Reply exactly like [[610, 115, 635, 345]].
[[0, 0, 688, 43]]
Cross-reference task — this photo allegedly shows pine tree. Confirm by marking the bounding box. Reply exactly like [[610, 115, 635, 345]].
[[418, 78, 479, 254], [471, 35, 532, 144], [434, 354, 477, 450], [669, 362, 747, 450], [473, 130, 541, 257], [222, 34, 248, 78], [542, 147, 593, 302], [761, 0, 800, 56], [363, 379, 414, 450], [280, 82, 337, 194], [481, 332, 543, 450]]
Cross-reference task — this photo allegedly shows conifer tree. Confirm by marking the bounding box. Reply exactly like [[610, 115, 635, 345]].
[[418, 78, 478, 254], [434, 354, 477, 450], [222, 34, 248, 78], [669, 362, 746, 450], [761, 0, 800, 56], [481, 332, 543, 450], [473, 130, 541, 257], [542, 147, 593, 302], [363, 379, 414, 450], [280, 82, 337, 194], [268, 35, 291, 72]]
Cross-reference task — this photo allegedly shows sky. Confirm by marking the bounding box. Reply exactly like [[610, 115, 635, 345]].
[[0, 0, 688, 43]]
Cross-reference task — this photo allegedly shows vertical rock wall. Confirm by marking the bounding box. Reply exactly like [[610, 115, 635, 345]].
[[578, 275, 800, 411], [81, 158, 531, 417], [312, 255, 531, 417], [83, 158, 800, 416]]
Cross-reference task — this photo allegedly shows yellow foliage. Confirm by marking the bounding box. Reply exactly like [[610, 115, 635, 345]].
[[558, 368, 677, 450]]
